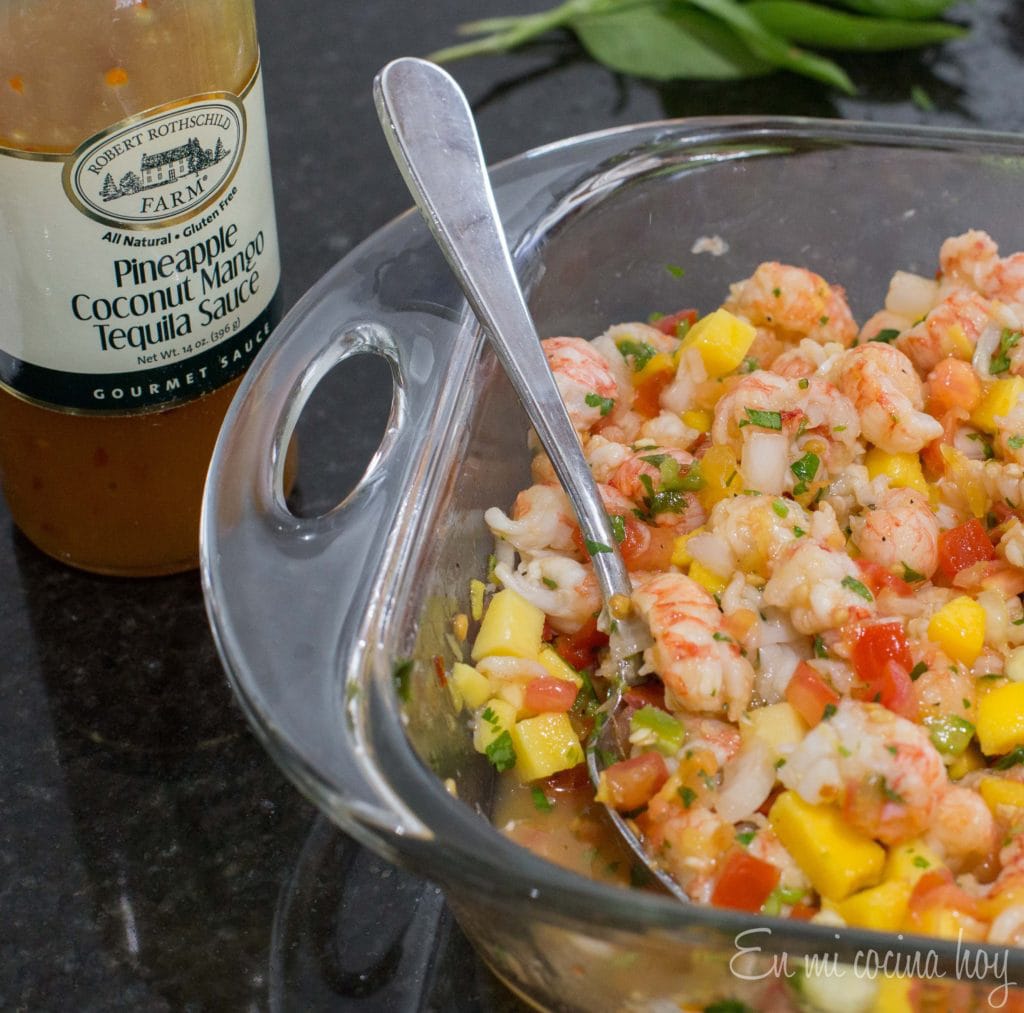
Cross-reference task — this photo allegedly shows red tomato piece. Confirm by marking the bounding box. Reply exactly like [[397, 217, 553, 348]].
[[623, 681, 667, 712], [711, 849, 781, 913], [789, 902, 818, 921], [622, 521, 677, 572], [552, 616, 608, 671], [907, 868, 983, 920], [851, 622, 917, 718], [652, 308, 698, 336], [785, 661, 841, 726], [598, 753, 669, 812], [524, 676, 577, 713], [936, 518, 996, 581], [856, 558, 914, 597], [632, 371, 674, 419]]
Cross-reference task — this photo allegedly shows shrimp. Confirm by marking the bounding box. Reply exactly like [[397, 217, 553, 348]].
[[857, 309, 913, 344], [927, 785, 997, 872], [484, 484, 581, 560], [494, 556, 600, 634], [909, 646, 975, 724], [1000, 519, 1024, 570], [778, 700, 947, 845], [703, 494, 812, 580], [940, 229, 1024, 305], [896, 289, 995, 375], [632, 572, 755, 720], [769, 338, 845, 379], [849, 487, 940, 580], [762, 537, 874, 635], [541, 336, 619, 434], [832, 342, 943, 454], [723, 261, 858, 347], [609, 447, 704, 530], [712, 372, 861, 487], [637, 410, 702, 451], [583, 435, 632, 483], [639, 804, 734, 902]]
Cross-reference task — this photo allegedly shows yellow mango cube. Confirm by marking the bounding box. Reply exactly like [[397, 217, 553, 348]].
[[632, 351, 675, 386], [510, 712, 585, 782], [971, 377, 1024, 434], [884, 839, 943, 886], [472, 698, 517, 755], [679, 308, 756, 378], [769, 791, 885, 901], [834, 879, 912, 933], [977, 681, 1024, 755], [670, 526, 704, 568], [681, 409, 712, 433], [872, 974, 914, 1013], [698, 444, 742, 509], [536, 645, 583, 687], [979, 776, 1024, 813], [740, 702, 808, 756], [948, 742, 985, 780], [926, 596, 985, 666], [451, 662, 492, 710], [688, 560, 728, 595], [471, 588, 544, 662], [863, 448, 928, 496]]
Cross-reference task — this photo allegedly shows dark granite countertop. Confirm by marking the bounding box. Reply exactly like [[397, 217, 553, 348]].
[[2, 2, 1023, 1009]]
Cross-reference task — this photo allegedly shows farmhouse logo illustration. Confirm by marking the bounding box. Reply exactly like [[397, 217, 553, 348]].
[[66, 94, 245, 228]]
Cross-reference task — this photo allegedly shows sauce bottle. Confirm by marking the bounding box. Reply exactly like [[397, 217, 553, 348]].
[[0, 0, 280, 575]]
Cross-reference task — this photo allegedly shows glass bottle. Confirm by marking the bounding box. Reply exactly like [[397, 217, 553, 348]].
[[0, 0, 280, 575]]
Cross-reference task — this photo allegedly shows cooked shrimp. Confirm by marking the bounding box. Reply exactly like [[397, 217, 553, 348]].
[[632, 572, 755, 720], [849, 487, 940, 580], [639, 804, 734, 902], [724, 261, 858, 347], [769, 338, 845, 379], [833, 342, 943, 454], [940, 229, 1024, 306], [542, 336, 619, 434], [762, 538, 875, 635], [638, 410, 702, 451], [609, 446, 704, 530], [494, 556, 600, 634], [703, 494, 811, 580], [858, 309, 913, 344], [584, 435, 632, 483], [779, 700, 947, 845], [927, 785, 997, 872], [747, 826, 812, 895], [679, 714, 742, 767], [896, 289, 995, 375], [999, 519, 1024, 570], [484, 484, 580, 560], [909, 648, 975, 724]]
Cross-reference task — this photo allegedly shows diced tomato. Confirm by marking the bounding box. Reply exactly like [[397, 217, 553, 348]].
[[921, 409, 963, 477], [632, 370, 674, 419], [925, 358, 982, 417], [789, 902, 818, 921], [524, 676, 577, 713], [553, 616, 608, 671], [621, 521, 677, 571], [907, 868, 983, 921], [936, 518, 996, 580], [652, 308, 698, 336], [542, 763, 590, 795], [711, 849, 781, 913], [850, 622, 917, 718], [855, 558, 913, 597], [785, 661, 841, 726], [623, 681, 667, 712], [598, 752, 669, 812]]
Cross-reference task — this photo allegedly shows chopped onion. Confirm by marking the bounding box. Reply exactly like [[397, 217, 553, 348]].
[[687, 532, 734, 582], [755, 643, 802, 703], [742, 431, 788, 495], [476, 655, 548, 681], [972, 321, 1003, 379], [885, 270, 938, 320], [978, 589, 1010, 648], [714, 738, 777, 822]]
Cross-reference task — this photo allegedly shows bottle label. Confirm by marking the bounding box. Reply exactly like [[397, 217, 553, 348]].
[[0, 65, 280, 414]]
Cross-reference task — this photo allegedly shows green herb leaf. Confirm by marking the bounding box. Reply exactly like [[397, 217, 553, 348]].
[[742, 406, 783, 430], [908, 661, 928, 681], [531, 787, 554, 811], [1009, 435, 1024, 450], [870, 327, 902, 343], [901, 562, 925, 583], [735, 829, 756, 846], [485, 730, 517, 772], [995, 746, 1024, 771], [678, 785, 698, 808], [791, 451, 820, 484], [772, 498, 789, 518], [616, 338, 658, 372], [609, 514, 627, 543], [584, 391, 615, 416], [585, 538, 613, 555], [841, 574, 874, 601], [813, 635, 829, 659], [990, 328, 1022, 375]]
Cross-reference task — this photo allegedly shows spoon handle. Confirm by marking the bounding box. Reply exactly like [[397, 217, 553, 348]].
[[374, 57, 646, 663]]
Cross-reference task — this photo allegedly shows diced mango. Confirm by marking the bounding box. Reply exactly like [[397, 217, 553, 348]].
[[510, 712, 585, 782], [471, 588, 544, 662], [872, 974, 914, 1013], [980, 883, 1024, 920], [834, 879, 912, 933], [671, 526, 705, 568], [863, 448, 928, 496], [632, 351, 675, 386], [977, 681, 1024, 755], [971, 377, 1024, 434], [926, 596, 985, 666], [451, 662, 492, 710], [939, 445, 989, 519], [679, 308, 756, 379], [689, 560, 728, 595], [904, 905, 986, 943], [698, 444, 742, 509], [769, 791, 885, 901], [884, 839, 943, 886], [472, 698, 517, 754], [681, 409, 712, 433], [740, 702, 808, 756], [536, 645, 583, 687], [948, 742, 986, 780], [496, 680, 529, 719], [979, 776, 1024, 813]]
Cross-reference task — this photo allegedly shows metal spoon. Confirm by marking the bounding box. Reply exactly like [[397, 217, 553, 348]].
[[374, 57, 688, 902]]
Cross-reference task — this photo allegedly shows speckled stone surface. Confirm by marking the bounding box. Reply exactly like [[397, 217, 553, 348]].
[[1, 1, 1022, 1009]]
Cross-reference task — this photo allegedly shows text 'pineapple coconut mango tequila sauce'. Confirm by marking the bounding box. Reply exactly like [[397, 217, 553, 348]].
[[0, 0, 280, 575]]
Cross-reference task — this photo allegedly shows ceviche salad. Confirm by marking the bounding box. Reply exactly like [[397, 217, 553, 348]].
[[444, 229, 1024, 947]]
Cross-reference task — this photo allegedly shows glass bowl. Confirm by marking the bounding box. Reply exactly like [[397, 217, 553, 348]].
[[201, 117, 1024, 1011]]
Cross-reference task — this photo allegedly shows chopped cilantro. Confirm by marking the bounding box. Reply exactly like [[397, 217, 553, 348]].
[[813, 635, 829, 659], [991, 328, 1022, 375], [841, 575, 874, 602], [584, 391, 615, 416], [1011, 435, 1024, 450], [609, 514, 626, 544], [735, 829, 756, 847], [584, 539, 612, 555], [678, 785, 697, 808], [740, 407, 783, 431], [772, 287, 781, 297], [772, 499, 789, 518], [880, 777, 905, 804], [908, 661, 928, 681], [741, 357, 759, 373], [616, 339, 657, 372], [542, 577, 558, 589], [481, 706, 499, 726], [790, 451, 820, 484], [531, 787, 554, 812], [870, 329, 900, 344], [485, 730, 517, 772], [793, 526, 806, 538], [822, 703, 837, 720], [712, 631, 732, 643], [913, 855, 931, 869], [901, 562, 925, 583]]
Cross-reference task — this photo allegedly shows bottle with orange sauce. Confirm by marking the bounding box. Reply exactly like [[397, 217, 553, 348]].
[[0, 0, 280, 575]]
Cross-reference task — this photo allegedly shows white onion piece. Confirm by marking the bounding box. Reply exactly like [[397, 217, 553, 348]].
[[978, 588, 1010, 648], [476, 655, 548, 681], [686, 532, 735, 583], [742, 431, 788, 496], [885, 270, 938, 319], [755, 643, 802, 704], [972, 321, 1003, 379], [714, 738, 777, 822]]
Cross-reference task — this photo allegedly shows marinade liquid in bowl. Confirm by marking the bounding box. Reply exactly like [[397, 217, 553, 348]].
[[202, 118, 1024, 1011]]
